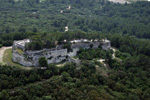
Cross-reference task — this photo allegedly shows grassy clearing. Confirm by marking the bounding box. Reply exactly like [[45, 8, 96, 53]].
[[0, 62, 5, 65], [3, 48, 32, 70], [3, 48, 23, 67], [0, 58, 5, 65], [16, 49, 23, 55]]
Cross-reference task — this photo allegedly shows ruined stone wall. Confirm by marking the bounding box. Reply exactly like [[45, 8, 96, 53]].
[[92, 42, 100, 48], [71, 42, 90, 49], [26, 48, 67, 57], [48, 56, 67, 64], [101, 42, 111, 50], [12, 49, 68, 66], [68, 57, 81, 66], [12, 39, 111, 67], [50, 49, 67, 57], [12, 48, 68, 67], [12, 51, 35, 67], [71, 42, 100, 49], [68, 48, 79, 57], [13, 39, 30, 51], [46, 49, 68, 64]]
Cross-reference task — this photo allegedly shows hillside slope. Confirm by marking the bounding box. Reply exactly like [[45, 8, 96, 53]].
[[0, 0, 150, 39]]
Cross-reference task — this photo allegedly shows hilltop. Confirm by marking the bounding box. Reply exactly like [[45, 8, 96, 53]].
[[0, 0, 150, 100]]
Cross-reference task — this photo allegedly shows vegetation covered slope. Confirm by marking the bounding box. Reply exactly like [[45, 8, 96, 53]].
[[1, 0, 150, 47], [0, 33, 150, 100], [0, 0, 150, 38], [0, 0, 150, 100]]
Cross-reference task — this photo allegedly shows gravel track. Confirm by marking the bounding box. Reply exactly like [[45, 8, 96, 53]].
[[0, 46, 12, 64]]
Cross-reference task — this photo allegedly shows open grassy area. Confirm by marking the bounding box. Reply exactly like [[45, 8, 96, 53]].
[[16, 48, 23, 55], [3, 48, 32, 70]]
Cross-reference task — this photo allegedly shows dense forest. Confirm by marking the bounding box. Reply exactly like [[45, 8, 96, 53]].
[[0, 0, 150, 39], [1, 0, 150, 47], [0, 32, 150, 100], [0, 0, 150, 100]]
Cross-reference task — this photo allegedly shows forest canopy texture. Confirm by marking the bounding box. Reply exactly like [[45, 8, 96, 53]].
[[0, 0, 150, 100]]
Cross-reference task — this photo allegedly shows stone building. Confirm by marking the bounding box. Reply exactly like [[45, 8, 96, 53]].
[[12, 39, 30, 50], [12, 39, 111, 67]]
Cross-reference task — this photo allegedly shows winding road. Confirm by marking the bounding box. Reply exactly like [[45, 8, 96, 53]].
[[0, 46, 12, 64]]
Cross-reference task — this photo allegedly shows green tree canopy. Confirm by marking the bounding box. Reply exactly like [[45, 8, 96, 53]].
[[38, 57, 48, 67]]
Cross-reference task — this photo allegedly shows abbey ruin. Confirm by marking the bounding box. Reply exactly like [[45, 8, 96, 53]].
[[12, 39, 111, 67]]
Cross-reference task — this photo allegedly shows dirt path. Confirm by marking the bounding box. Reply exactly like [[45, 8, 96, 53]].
[[111, 47, 116, 59], [0, 46, 12, 64]]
